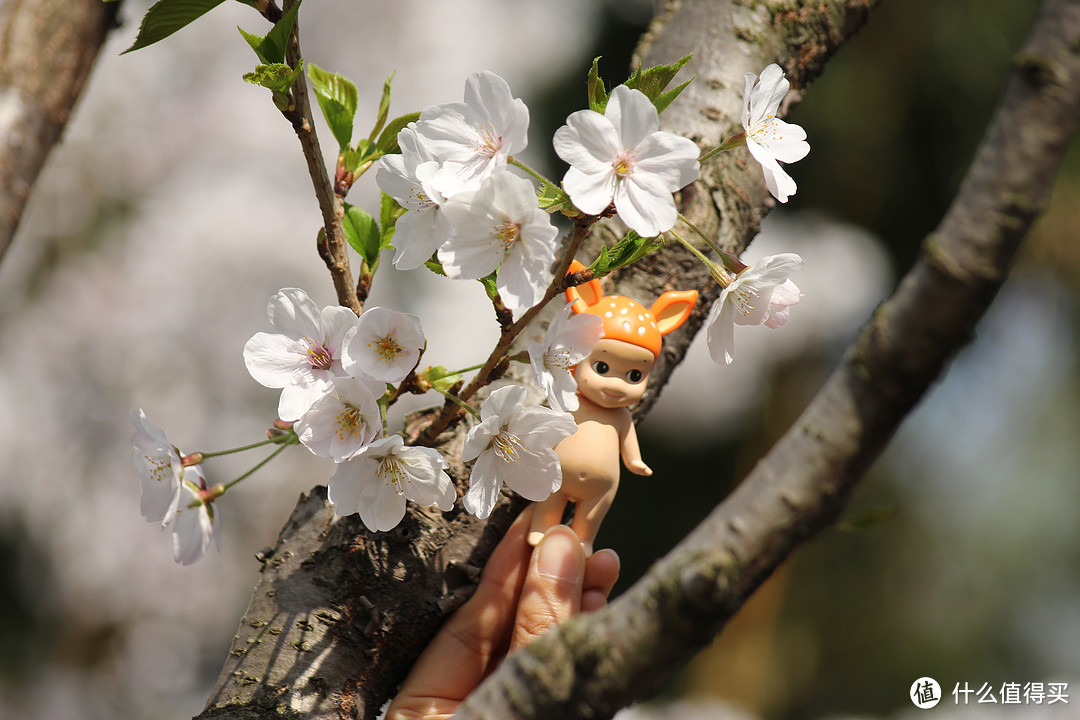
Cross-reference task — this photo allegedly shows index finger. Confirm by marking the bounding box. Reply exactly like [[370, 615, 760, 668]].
[[386, 509, 534, 719]]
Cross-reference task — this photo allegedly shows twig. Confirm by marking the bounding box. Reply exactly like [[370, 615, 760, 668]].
[[280, 0, 361, 315], [415, 217, 594, 446]]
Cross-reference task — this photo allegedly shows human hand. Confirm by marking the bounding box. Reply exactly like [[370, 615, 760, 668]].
[[385, 509, 620, 720]]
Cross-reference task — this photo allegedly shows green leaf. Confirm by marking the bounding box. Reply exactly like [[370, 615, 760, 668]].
[[376, 111, 421, 155], [537, 178, 575, 215], [588, 231, 664, 278], [122, 0, 226, 54], [237, 0, 301, 65], [244, 62, 303, 111], [424, 259, 446, 277], [587, 56, 608, 112], [624, 53, 693, 106], [417, 366, 463, 393], [478, 272, 499, 301], [307, 63, 359, 150], [342, 203, 381, 266], [368, 72, 396, 143], [653, 76, 693, 114]]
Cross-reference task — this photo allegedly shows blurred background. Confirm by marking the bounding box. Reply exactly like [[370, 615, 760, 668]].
[[1, 0, 1078, 718]]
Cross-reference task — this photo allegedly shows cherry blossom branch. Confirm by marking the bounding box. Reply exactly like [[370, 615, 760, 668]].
[[279, 0, 361, 315], [0, 0, 122, 267], [453, 0, 1080, 715], [415, 216, 594, 445]]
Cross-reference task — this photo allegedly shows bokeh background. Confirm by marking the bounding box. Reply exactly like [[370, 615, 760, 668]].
[[1, 0, 1078, 718]]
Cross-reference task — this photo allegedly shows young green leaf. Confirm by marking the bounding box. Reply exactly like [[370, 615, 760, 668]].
[[342, 204, 381, 267], [368, 72, 396, 143], [122, 0, 226, 54], [376, 112, 422, 155], [243, 62, 303, 111], [587, 231, 664, 278], [624, 53, 693, 105], [587, 56, 609, 112], [237, 0, 301, 65], [307, 63, 359, 151]]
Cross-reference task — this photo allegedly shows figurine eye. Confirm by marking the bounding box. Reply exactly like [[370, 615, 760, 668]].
[[626, 369, 644, 383], [592, 360, 610, 375]]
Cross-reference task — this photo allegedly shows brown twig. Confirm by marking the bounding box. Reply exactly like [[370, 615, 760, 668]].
[[415, 216, 595, 446], [280, 0, 361, 315]]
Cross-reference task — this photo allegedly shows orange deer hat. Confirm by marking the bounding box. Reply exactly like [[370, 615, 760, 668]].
[[564, 260, 697, 357]]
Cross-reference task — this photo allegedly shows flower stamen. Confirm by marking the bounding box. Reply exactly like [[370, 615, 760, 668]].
[[302, 339, 334, 370], [612, 149, 636, 178], [496, 220, 521, 249], [371, 335, 403, 364], [336, 403, 366, 440], [377, 456, 407, 494], [492, 431, 523, 463]]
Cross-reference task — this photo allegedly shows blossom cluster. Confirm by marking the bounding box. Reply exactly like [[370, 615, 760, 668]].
[[130, 61, 814, 564]]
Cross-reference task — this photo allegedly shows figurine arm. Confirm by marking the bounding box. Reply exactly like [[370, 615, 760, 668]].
[[619, 414, 652, 476]]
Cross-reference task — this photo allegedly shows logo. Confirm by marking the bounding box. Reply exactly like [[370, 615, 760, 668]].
[[912, 677, 942, 709]]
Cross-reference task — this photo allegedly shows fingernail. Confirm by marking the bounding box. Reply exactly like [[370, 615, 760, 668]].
[[536, 525, 583, 582]]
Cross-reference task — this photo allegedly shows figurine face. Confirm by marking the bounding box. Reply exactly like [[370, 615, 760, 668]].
[[574, 338, 656, 409]]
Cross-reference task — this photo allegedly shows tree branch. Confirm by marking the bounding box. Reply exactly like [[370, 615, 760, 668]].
[[280, 0, 361, 315], [453, 0, 1080, 716], [194, 1, 882, 718], [0, 0, 122, 267]]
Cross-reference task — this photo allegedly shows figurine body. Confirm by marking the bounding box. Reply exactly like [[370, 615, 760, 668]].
[[528, 263, 696, 554]]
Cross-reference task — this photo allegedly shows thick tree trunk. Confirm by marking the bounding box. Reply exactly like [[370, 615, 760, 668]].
[[453, 0, 1080, 717], [0, 0, 121, 264], [194, 1, 882, 718]]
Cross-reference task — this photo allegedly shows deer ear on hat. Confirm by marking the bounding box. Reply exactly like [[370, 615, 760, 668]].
[[564, 259, 605, 314], [650, 290, 698, 335]]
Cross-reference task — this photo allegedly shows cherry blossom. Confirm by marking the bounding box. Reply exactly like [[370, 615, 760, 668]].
[[243, 288, 359, 421], [171, 465, 222, 566], [706, 253, 804, 365], [553, 84, 699, 237], [439, 171, 559, 317], [130, 408, 183, 527], [528, 304, 604, 412], [462, 385, 577, 519], [294, 376, 383, 462], [341, 306, 425, 384], [414, 71, 529, 196], [328, 435, 456, 532], [742, 64, 810, 203], [375, 126, 450, 270]]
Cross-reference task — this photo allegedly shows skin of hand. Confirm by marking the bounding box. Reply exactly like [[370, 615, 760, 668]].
[[385, 509, 621, 720]]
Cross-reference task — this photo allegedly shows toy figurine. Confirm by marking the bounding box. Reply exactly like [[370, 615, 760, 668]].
[[528, 261, 697, 554]]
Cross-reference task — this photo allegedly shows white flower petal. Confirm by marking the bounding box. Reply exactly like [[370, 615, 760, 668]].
[[706, 297, 738, 365], [462, 415, 502, 462], [267, 288, 322, 340], [499, 446, 563, 500], [243, 332, 307, 389], [480, 385, 527, 423], [562, 166, 617, 215], [391, 206, 444, 270], [606, 85, 659, 149], [507, 405, 577, 450], [553, 111, 621, 171], [614, 171, 678, 237], [463, 451, 502, 519]]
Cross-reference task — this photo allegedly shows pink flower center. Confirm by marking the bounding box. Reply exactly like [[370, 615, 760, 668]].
[[336, 403, 366, 440], [303, 340, 334, 370], [476, 123, 503, 159], [497, 220, 521, 249], [612, 149, 636, 178], [377, 456, 407, 494]]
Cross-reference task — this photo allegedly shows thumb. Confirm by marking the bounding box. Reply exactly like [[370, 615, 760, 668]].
[[509, 524, 586, 653]]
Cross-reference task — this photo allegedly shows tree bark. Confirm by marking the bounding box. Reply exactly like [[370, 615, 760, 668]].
[[194, 1, 882, 718], [0, 0, 122, 265], [452, 0, 1080, 717]]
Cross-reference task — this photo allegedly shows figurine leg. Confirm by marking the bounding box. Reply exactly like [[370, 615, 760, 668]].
[[528, 492, 569, 547], [570, 487, 617, 557]]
